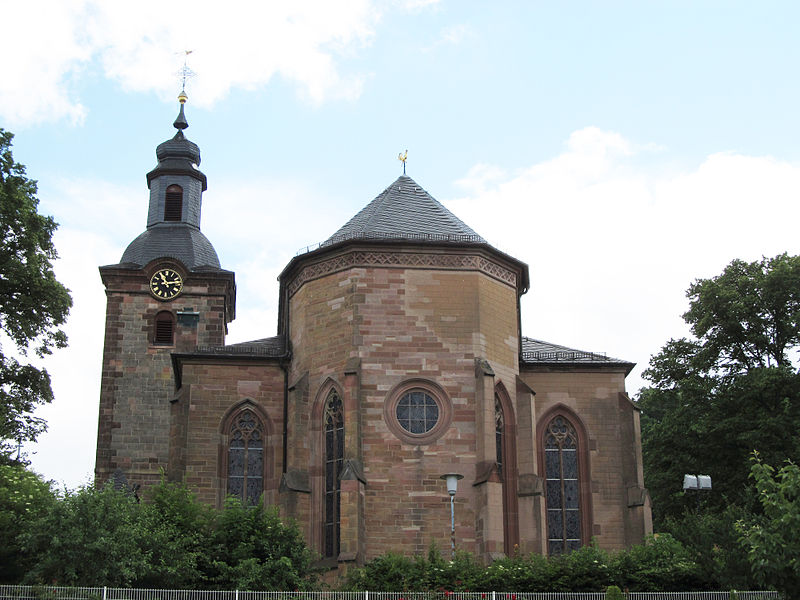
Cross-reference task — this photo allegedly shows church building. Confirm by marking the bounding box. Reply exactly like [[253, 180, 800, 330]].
[[95, 98, 652, 570]]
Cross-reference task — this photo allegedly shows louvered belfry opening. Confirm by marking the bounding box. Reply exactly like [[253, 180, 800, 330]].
[[153, 311, 175, 345], [164, 185, 183, 221]]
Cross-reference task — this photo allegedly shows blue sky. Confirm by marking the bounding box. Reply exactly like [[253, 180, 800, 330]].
[[4, 0, 800, 487]]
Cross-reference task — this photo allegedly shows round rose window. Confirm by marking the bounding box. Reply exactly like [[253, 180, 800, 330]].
[[396, 389, 440, 434]]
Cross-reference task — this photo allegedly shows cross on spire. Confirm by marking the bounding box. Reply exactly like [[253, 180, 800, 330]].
[[177, 50, 195, 103]]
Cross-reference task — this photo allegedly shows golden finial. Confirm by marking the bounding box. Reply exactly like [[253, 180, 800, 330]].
[[398, 149, 408, 174]]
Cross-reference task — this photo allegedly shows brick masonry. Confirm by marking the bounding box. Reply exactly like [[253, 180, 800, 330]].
[[95, 262, 234, 489], [97, 242, 651, 573]]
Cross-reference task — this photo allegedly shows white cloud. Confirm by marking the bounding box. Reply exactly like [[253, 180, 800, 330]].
[[1, 0, 382, 127], [394, 0, 442, 12], [445, 127, 800, 394], [0, 1, 92, 127]]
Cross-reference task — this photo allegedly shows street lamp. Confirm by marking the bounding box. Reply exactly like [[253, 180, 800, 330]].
[[683, 474, 712, 511], [440, 473, 464, 558]]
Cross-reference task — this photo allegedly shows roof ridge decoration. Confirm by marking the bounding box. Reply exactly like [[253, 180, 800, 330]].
[[304, 175, 487, 253]]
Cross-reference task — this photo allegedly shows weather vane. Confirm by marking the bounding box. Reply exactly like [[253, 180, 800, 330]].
[[398, 149, 408, 174], [176, 50, 195, 104]]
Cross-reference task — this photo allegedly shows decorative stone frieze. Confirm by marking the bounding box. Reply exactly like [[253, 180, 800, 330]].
[[287, 249, 518, 297]]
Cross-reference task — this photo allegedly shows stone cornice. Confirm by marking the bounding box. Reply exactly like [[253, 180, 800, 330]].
[[285, 248, 519, 298]]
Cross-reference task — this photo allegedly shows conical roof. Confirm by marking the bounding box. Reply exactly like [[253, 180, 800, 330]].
[[323, 175, 486, 247]]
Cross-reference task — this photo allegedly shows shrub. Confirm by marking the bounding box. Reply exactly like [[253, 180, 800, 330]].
[[205, 497, 318, 590], [0, 464, 55, 583], [605, 585, 625, 600], [609, 534, 707, 591]]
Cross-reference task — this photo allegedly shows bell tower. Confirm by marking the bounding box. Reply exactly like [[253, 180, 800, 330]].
[[95, 94, 236, 489]]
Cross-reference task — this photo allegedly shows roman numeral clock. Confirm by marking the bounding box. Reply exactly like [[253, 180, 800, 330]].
[[150, 268, 183, 300]]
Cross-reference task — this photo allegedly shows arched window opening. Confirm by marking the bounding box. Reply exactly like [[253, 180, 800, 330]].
[[495, 395, 504, 476], [495, 389, 519, 555], [323, 390, 344, 559], [227, 408, 264, 505], [164, 185, 183, 221], [544, 415, 582, 555], [153, 311, 174, 346]]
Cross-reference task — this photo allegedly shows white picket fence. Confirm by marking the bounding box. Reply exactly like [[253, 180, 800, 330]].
[[0, 588, 781, 600]]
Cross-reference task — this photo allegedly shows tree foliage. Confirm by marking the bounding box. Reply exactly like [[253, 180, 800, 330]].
[[0, 129, 71, 458], [14, 477, 318, 589], [737, 456, 800, 600], [0, 463, 55, 583], [684, 255, 800, 373], [638, 254, 800, 523]]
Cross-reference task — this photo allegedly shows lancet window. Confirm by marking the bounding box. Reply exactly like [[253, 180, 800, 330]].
[[227, 408, 264, 505], [544, 415, 582, 555], [323, 390, 344, 559]]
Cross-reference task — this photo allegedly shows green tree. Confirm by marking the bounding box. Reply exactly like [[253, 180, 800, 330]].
[[21, 484, 147, 586], [134, 480, 215, 588], [0, 464, 55, 583], [205, 498, 318, 590], [737, 456, 800, 599], [0, 129, 72, 459], [638, 254, 800, 523]]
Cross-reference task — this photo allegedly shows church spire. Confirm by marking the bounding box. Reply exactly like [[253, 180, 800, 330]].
[[118, 93, 221, 271]]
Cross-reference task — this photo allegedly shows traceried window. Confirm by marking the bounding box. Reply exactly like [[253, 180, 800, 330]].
[[164, 185, 183, 221], [324, 390, 344, 559], [227, 408, 264, 505], [396, 390, 439, 434], [384, 380, 451, 446], [153, 311, 174, 345], [544, 415, 582, 555]]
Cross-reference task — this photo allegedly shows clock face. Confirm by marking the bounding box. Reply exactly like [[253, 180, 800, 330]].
[[150, 268, 183, 300]]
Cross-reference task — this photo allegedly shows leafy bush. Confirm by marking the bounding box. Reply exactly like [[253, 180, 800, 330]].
[[11, 474, 318, 589], [605, 585, 624, 600], [0, 464, 56, 583], [348, 536, 716, 592], [480, 554, 554, 591], [663, 507, 754, 590], [21, 483, 147, 586], [737, 456, 800, 600], [204, 497, 318, 590], [609, 534, 709, 591]]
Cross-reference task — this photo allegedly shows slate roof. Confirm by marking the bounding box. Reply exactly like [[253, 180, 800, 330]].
[[193, 335, 287, 357], [322, 175, 486, 247], [119, 224, 221, 271], [520, 337, 634, 372]]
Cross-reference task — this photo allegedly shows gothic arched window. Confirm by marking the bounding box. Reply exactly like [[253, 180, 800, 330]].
[[227, 408, 264, 505], [164, 185, 183, 221], [544, 415, 582, 555], [495, 395, 504, 475], [495, 390, 519, 554], [323, 390, 344, 559]]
